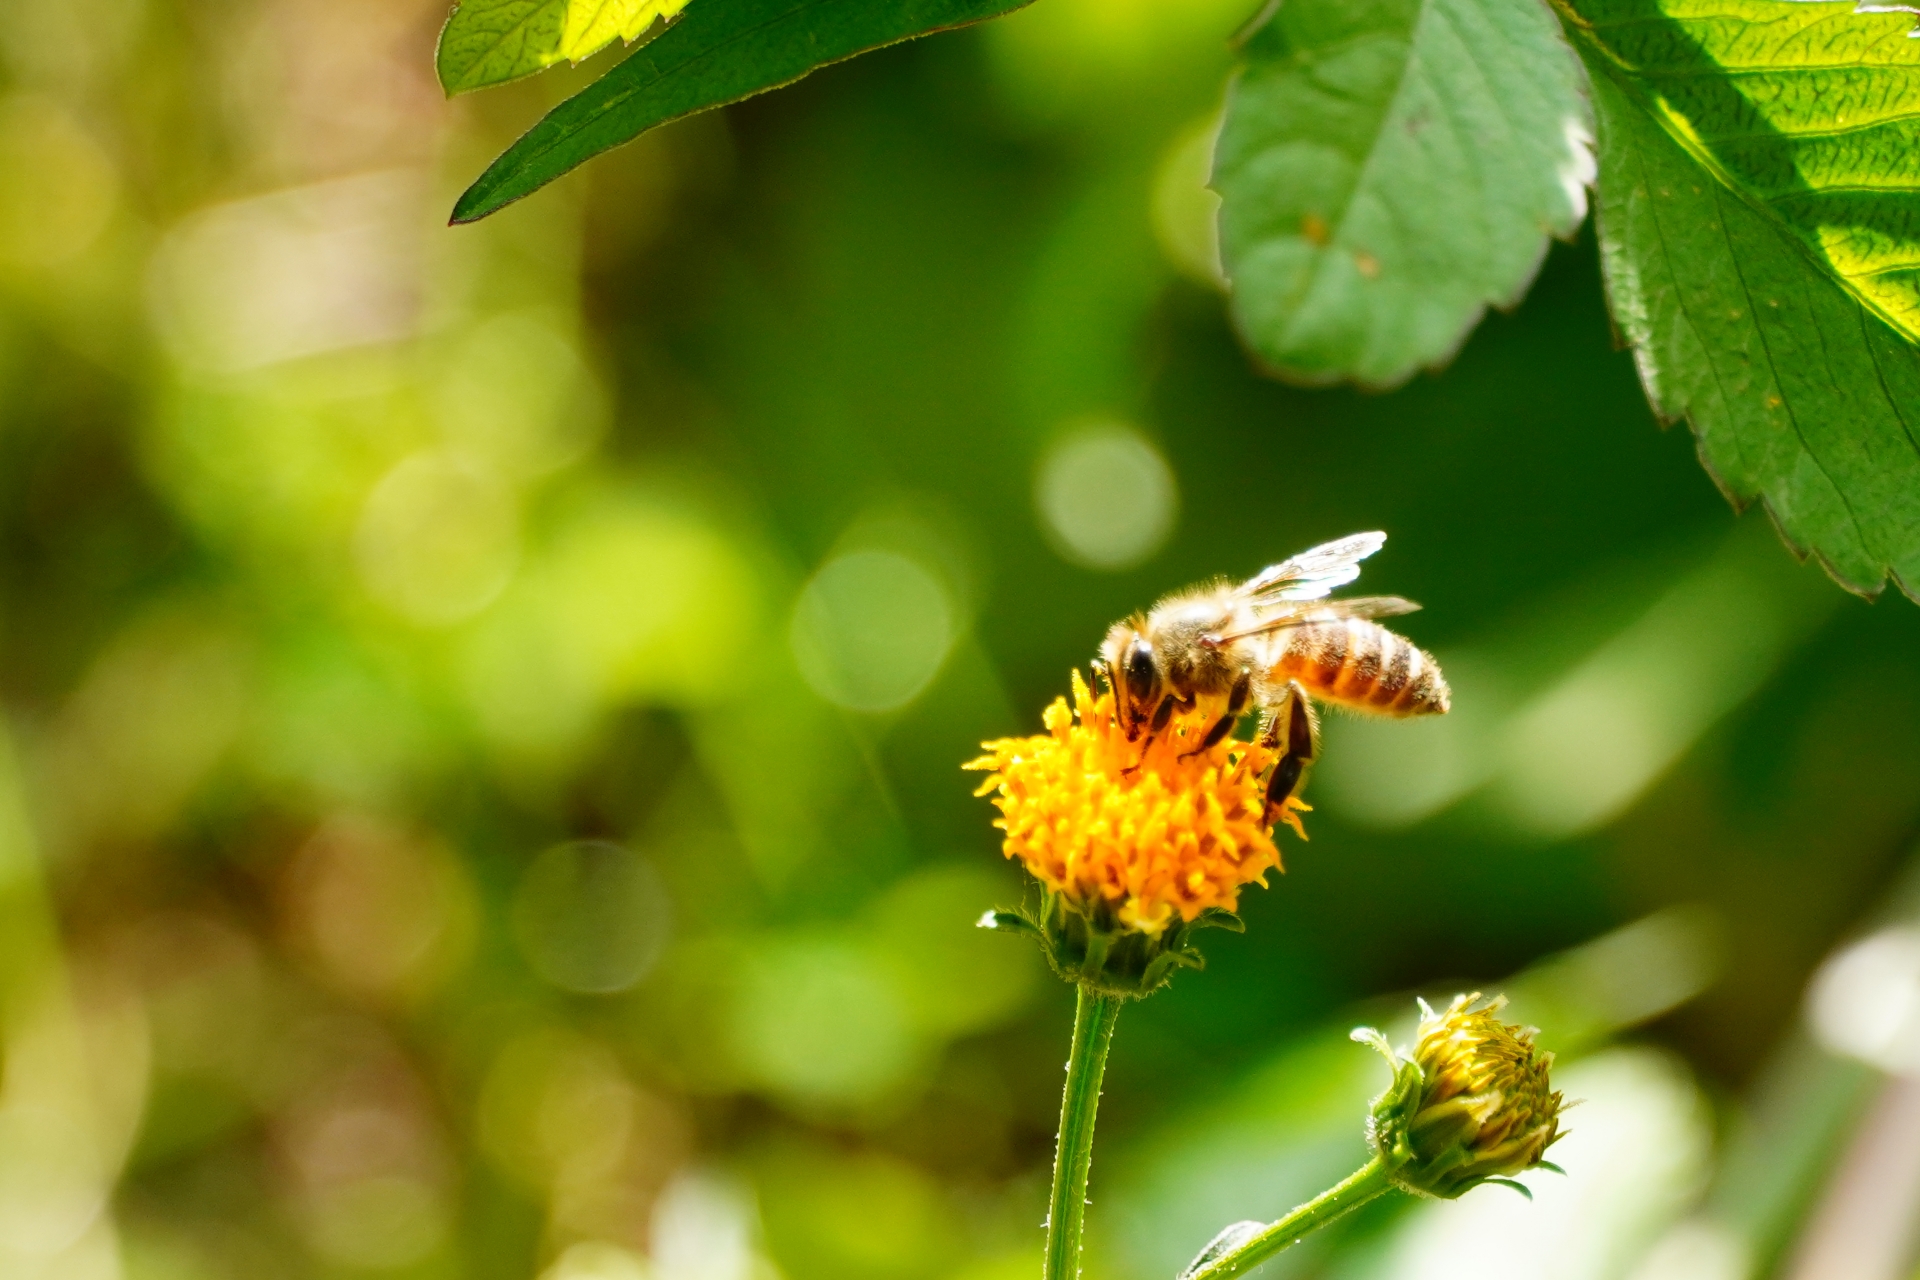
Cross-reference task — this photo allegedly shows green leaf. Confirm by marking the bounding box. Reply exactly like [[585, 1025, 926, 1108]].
[[437, 0, 564, 93], [1178, 1221, 1265, 1280], [451, 0, 1035, 223], [436, 0, 692, 95], [1214, 0, 1594, 388], [1554, 0, 1920, 349], [1581, 56, 1920, 597], [560, 0, 692, 63], [977, 909, 1042, 939]]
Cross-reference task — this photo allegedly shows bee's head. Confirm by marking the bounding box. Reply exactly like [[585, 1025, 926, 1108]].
[[1099, 621, 1162, 738]]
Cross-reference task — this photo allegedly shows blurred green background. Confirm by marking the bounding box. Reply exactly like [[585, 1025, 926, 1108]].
[[4, 1, 1920, 1278]]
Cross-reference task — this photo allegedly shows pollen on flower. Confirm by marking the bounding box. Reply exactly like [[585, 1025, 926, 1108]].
[[964, 670, 1299, 937]]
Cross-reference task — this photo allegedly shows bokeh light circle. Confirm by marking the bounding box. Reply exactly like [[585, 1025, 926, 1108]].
[[1807, 925, 1920, 1073], [1035, 422, 1178, 570], [540, 1241, 652, 1280], [789, 550, 953, 712], [354, 450, 519, 625], [730, 936, 915, 1106], [510, 841, 672, 994]]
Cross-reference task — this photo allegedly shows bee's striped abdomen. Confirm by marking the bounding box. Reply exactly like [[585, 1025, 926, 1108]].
[[1268, 619, 1450, 716]]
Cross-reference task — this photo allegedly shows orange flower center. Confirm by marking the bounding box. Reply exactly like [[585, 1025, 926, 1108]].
[[965, 670, 1305, 936]]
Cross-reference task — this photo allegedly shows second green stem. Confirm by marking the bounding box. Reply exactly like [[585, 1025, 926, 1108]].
[[1045, 984, 1122, 1280], [1182, 1156, 1396, 1280]]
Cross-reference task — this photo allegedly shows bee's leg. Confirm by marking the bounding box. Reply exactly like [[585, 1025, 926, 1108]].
[[1124, 693, 1188, 774], [1263, 681, 1319, 823], [1255, 708, 1282, 751], [1131, 695, 1177, 762], [1179, 669, 1254, 760], [1150, 693, 1179, 735]]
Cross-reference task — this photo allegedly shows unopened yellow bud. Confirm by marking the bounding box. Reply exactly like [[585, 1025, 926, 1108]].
[[1355, 993, 1563, 1199]]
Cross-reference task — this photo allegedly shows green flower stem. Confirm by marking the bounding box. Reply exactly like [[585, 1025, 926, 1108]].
[[1182, 1156, 1397, 1280], [1045, 984, 1122, 1280]]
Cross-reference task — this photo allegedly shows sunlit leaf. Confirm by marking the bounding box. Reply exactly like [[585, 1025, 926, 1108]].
[[562, 0, 691, 64], [437, 0, 692, 95], [1214, 0, 1594, 388], [1580, 57, 1920, 597], [450, 0, 1034, 222], [1555, 0, 1920, 348], [437, 0, 564, 94]]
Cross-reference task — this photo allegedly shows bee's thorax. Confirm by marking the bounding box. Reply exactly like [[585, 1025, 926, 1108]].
[[1143, 597, 1242, 700]]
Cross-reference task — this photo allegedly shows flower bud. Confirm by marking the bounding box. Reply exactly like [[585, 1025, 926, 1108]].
[[1355, 994, 1563, 1199]]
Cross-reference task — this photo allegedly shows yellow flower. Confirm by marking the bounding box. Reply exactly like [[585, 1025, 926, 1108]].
[[965, 669, 1300, 940], [1357, 994, 1564, 1199]]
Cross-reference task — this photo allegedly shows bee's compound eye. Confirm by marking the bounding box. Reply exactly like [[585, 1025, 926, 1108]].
[[1124, 638, 1159, 706]]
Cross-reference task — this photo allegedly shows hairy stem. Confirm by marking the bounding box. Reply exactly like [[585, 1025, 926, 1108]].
[[1182, 1156, 1396, 1280], [1044, 985, 1122, 1280]]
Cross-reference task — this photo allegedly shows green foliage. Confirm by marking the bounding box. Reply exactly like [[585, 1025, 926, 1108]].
[[434, 0, 1920, 594], [436, 0, 692, 94], [1555, 0, 1920, 348], [1214, 0, 1592, 387], [450, 0, 1035, 222], [1575, 30, 1920, 597], [1202, 0, 1920, 592]]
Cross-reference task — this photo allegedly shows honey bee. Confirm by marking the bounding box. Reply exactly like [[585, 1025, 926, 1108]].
[[1095, 532, 1449, 824]]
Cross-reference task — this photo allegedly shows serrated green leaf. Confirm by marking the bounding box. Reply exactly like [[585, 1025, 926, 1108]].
[[1582, 57, 1920, 597], [451, 0, 1034, 223], [562, 0, 692, 62], [1555, 0, 1920, 347], [1214, 0, 1594, 388], [438, 0, 567, 93], [436, 0, 691, 96]]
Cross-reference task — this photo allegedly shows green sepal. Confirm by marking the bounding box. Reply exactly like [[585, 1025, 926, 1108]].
[[1408, 1098, 1484, 1150], [1483, 1178, 1533, 1199], [981, 889, 1225, 999], [977, 909, 1042, 938], [1193, 907, 1246, 933], [1139, 946, 1207, 994]]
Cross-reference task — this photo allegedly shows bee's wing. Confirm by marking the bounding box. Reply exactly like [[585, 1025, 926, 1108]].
[[1307, 595, 1422, 620], [1216, 596, 1421, 643], [1237, 531, 1387, 602]]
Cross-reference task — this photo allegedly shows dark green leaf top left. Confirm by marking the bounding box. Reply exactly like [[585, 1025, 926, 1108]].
[[437, 0, 692, 95], [451, 0, 1035, 222]]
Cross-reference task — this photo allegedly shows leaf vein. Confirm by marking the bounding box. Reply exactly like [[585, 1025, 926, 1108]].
[[1859, 306, 1920, 466], [1635, 112, 1754, 485], [1714, 184, 1872, 556], [1700, 108, 1920, 141], [1281, 0, 1434, 358]]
